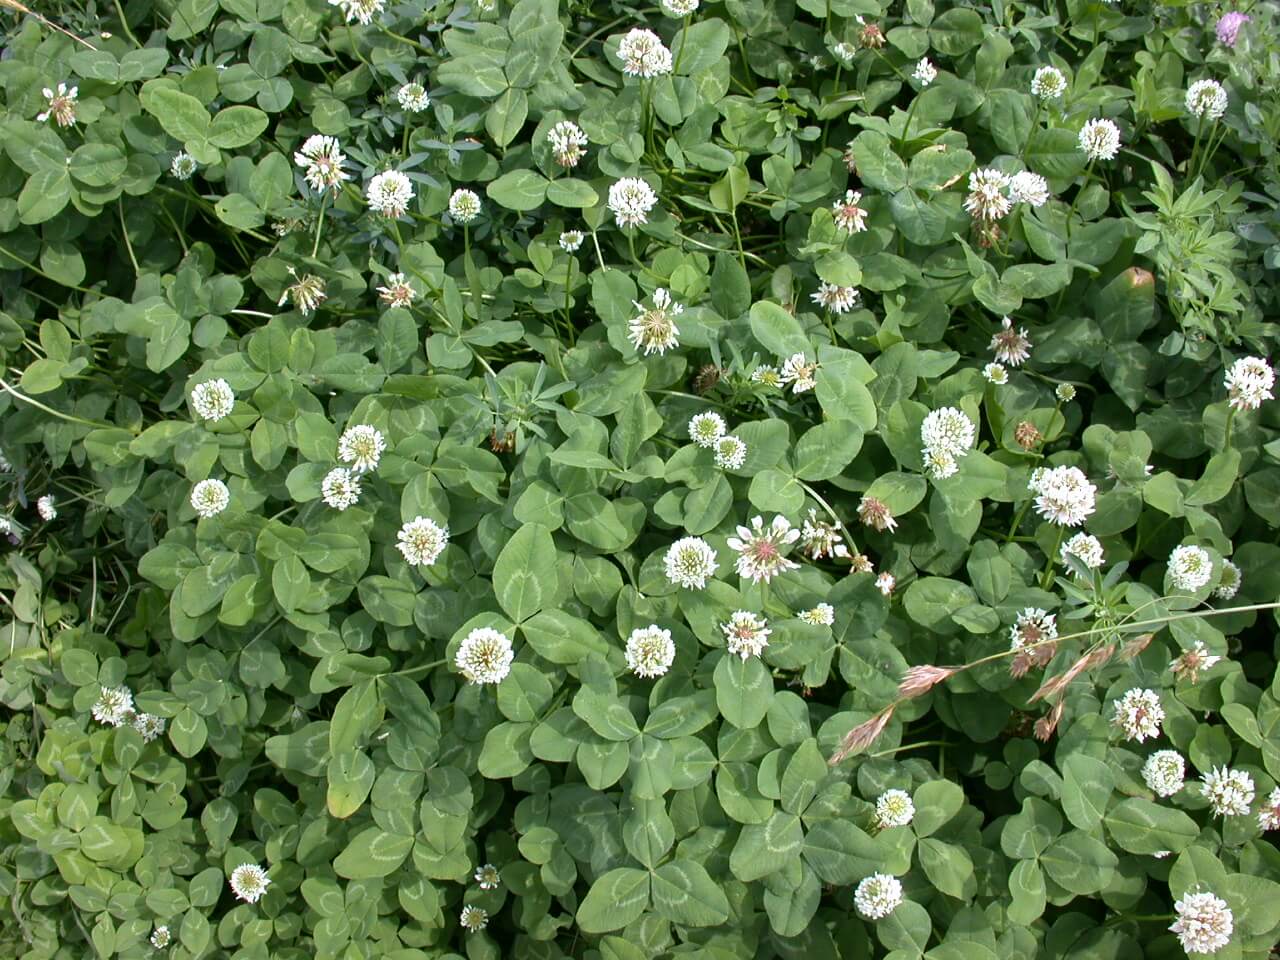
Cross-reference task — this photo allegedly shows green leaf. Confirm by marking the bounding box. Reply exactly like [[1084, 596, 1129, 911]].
[[793, 420, 863, 480], [802, 820, 884, 884], [333, 828, 414, 879], [850, 131, 908, 192], [485, 87, 528, 148], [546, 178, 599, 207], [1039, 830, 1117, 894], [912, 780, 964, 837], [1103, 798, 1200, 855], [1060, 754, 1114, 831], [714, 654, 774, 729], [140, 82, 211, 143], [650, 860, 731, 926], [18, 167, 71, 225], [729, 811, 804, 881], [749, 300, 809, 356], [209, 106, 269, 148], [493, 523, 557, 621], [486, 169, 550, 211], [576, 868, 649, 933]]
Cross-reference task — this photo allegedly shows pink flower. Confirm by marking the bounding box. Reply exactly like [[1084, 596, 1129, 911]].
[[1216, 12, 1250, 47]]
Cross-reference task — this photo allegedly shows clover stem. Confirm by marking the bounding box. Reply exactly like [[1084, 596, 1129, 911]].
[[1019, 101, 1042, 163], [312, 193, 328, 258], [1223, 407, 1235, 449], [563, 255, 576, 346], [1063, 157, 1096, 246], [673, 14, 691, 74], [1187, 113, 1206, 182], [1040, 526, 1066, 590]]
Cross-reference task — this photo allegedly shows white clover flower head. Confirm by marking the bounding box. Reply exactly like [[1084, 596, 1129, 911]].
[[779, 353, 819, 393], [37, 82, 77, 126], [983, 362, 1008, 384], [36, 494, 57, 521], [857, 496, 897, 533], [714, 435, 747, 470], [1008, 171, 1050, 206], [191, 379, 235, 422], [798, 603, 835, 626], [448, 188, 482, 224], [854, 873, 903, 919], [608, 177, 659, 228], [190, 479, 230, 518], [913, 58, 937, 86], [377, 272, 417, 308], [293, 134, 349, 193], [1257, 787, 1280, 832], [397, 516, 450, 566], [1170, 640, 1223, 684], [328, 0, 385, 24], [1168, 544, 1213, 591], [547, 120, 589, 168], [150, 925, 171, 949], [367, 170, 414, 218], [751, 364, 781, 387], [664, 536, 718, 589], [616, 28, 673, 78], [964, 168, 1012, 221], [1078, 118, 1122, 161], [799, 507, 849, 561], [397, 81, 430, 113], [1113, 688, 1164, 743], [661, 0, 698, 15], [170, 152, 197, 180], [92, 685, 134, 726], [830, 41, 856, 63], [875, 571, 896, 596], [810, 281, 860, 314], [1061, 532, 1104, 573], [1031, 65, 1067, 100], [688, 411, 726, 448], [229, 863, 271, 904], [628, 287, 683, 355], [1170, 891, 1233, 955], [923, 447, 958, 480], [832, 189, 869, 233], [722, 611, 770, 660], [559, 230, 584, 252], [132, 712, 166, 743], [1214, 559, 1242, 600], [1056, 383, 1077, 402], [456, 627, 514, 685], [278, 268, 327, 315], [474, 863, 500, 889], [1142, 749, 1186, 797], [921, 407, 975, 458], [1008, 608, 1058, 677], [1223, 356, 1274, 411], [321, 468, 361, 511], [1202, 766, 1255, 817], [338, 425, 386, 473], [875, 789, 915, 828], [1029, 465, 1096, 527], [727, 515, 802, 584], [990, 316, 1032, 366], [626, 625, 676, 678], [459, 905, 488, 932], [1186, 79, 1228, 120], [850, 553, 874, 574]]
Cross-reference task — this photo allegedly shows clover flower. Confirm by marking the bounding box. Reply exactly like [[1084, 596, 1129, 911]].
[[367, 170, 414, 218], [714, 435, 747, 470], [1201, 766, 1255, 817], [727, 515, 802, 584], [661, 0, 698, 15], [832, 189, 869, 233], [983, 363, 1008, 385], [664, 537, 718, 589], [377, 272, 417, 308], [913, 58, 936, 86], [689, 412, 726, 448], [1056, 383, 1076, 402], [751, 365, 781, 387], [1008, 171, 1050, 206], [617, 28, 673, 78], [278, 269, 327, 315], [798, 508, 849, 561], [626, 625, 676, 678], [1078, 118, 1121, 161], [1186, 79, 1228, 120], [36, 494, 57, 521], [1258, 787, 1280, 831], [875, 789, 914, 828], [608, 177, 658, 228], [923, 448, 958, 480], [92, 685, 134, 726], [559, 230, 584, 252], [1170, 641, 1222, 684], [397, 81, 430, 113], [448, 188, 481, 224], [397, 516, 450, 566], [1168, 545, 1213, 591], [779, 353, 819, 393], [321, 468, 361, 511], [921, 407, 975, 459], [1142, 750, 1186, 797], [1223, 356, 1274, 411], [722, 611, 770, 660], [798, 603, 835, 626], [832, 42, 856, 64], [1009, 608, 1057, 676], [850, 553, 874, 574], [875, 571, 896, 595], [37, 82, 77, 126], [170, 152, 197, 180], [474, 864, 500, 890], [1113, 688, 1164, 743], [1215, 12, 1250, 47], [150, 926, 171, 948], [459, 906, 488, 932], [338, 425, 386, 473], [191, 379, 234, 422], [854, 873, 903, 919], [810, 282, 860, 314], [1061, 533, 1104, 573], [547, 120, 588, 168], [132, 712, 166, 742], [1031, 65, 1066, 100], [1213, 560, 1242, 600], [857, 496, 897, 533], [293, 134, 349, 193], [456, 627, 514, 685], [964, 168, 1012, 221], [1029, 465, 1096, 526], [990, 316, 1032, 366], [1170, 891, 1233, 955], [229, 863, 271, 904], [328, 0, 385, 24], [628, 288, 683, 355], [190, 479, 230, 518]]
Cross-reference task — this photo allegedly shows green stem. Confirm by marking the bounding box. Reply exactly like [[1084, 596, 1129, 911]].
[[0, 378, 120, 431], [1041, 526, 1066, 590], [1064, 157, 1096, 246], [387, 658, 447, 679], [1195, 118, 1223, 182], [673, 14, 691, 74], [563, 256, 576, 346], [898, 93, 922, 150], [1187, 113, 1206, 182], [1223, 407, 1235, 450], [312, 193, 328, 259], [113, 0, 143, 47], [1020, 101, 1042, 162]]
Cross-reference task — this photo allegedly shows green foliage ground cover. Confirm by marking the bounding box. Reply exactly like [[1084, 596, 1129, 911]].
[[0, 0, 1279, 957]]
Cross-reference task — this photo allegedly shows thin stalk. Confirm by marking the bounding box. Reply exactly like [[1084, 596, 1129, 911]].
[[1187, 113, 1207, 181], [117, 201, 140, 275], [1041, 526, 1066, 590], [113, 0, 142, 47], [1223, 407, 1235, 450], [1195, 118, 1224, 182], [562, 256, 576, 346], [0, 378, 119, 430], [673, 14, 692, 74], [897, 92, 923, 150], [311, 193, 328, 258], [1064, 157, 1097, 246], [797, 480, 862, 562], [1019, 100, 1042, 162], [386, 658, 447, 679]]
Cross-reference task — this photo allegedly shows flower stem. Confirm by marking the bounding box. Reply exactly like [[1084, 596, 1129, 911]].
[[312, 193, 328, 258], [1064, 157, 1096, 246]]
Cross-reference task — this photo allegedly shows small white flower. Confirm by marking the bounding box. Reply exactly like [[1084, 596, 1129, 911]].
[[367, 170, 414, 218], [170, 152, 197, 180], [459, 905, 488, 932], [921, 407, 975, 458], [229, 863, 271, 904], [474, 863, 500, 890], [688, 412, 726, 448], [1078, 118, 1122, 161], [397, 516, 450, 566], [799, 508, 849, 561], [810, 281, 860, 314], [1008, 608, 1058, 677], [779, 353, 819, 393], [664, 537, 718, 589], [923, 447, 958, 480], [721, 611, 770, 660], [727, 515, 802, 584], [1223, 356, 1274, 411], [1214, 560, 1242, 600], [191, 379, 234, 422], [1170, 641, 1223, 683], [990, 316, 1032, 366], [616, 28, 673, 78], [132, 712, 166, 743], [913, 58, 937, 86], [1168, 545, 1213, 591], [321, 468, 361, 511], [547, 120, 588, 168], [626, 625, 676, 678], [854, 873, 903, 919], [628, 287, 683, 356], [831, 189, 869, 233], [1113, 688, 1164, 743], [752, 364, 781, 387], [1029, 465, 1096, 527], [983, 362, 1008, 384], [1143, 750, 1186, 797], [798, 603, 835, 626], [37, 82, 78, 126], [377, 272, 417, 308], [278, 268, 327, 315], [456, 627, 514, 685], [449, 188, 481, 224], [190, 479, 230, 518], [1257, 787, 1280, 832], [150, 925, 171, 948], [1170, 891, 1233, 955], [293, 134, 349, 193], [608, 177, 659, 229], [92, 685, 134, 726], [1061, 533, 1104, 573], [1186, 79, 1228, 120], [396, 81, 430, 113], [875, 572, 896, 596], [36, 494, 56, 521], [875, 789, 914, 828], [1008, 171, 1050, 207], [857, 496, 897, 533], [1056, 383, 1076, 402], [1031, 65, 1067, 100], [328, 0, 385, 24], [713, 435, 747, 470], [832, 42, 856, 63], [338, 425, 386, 473], [661, 0, 698, 15], [1201, 766, 1255, 817], [964, 168, 1011, 221], [559, 230, 584, 252]]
